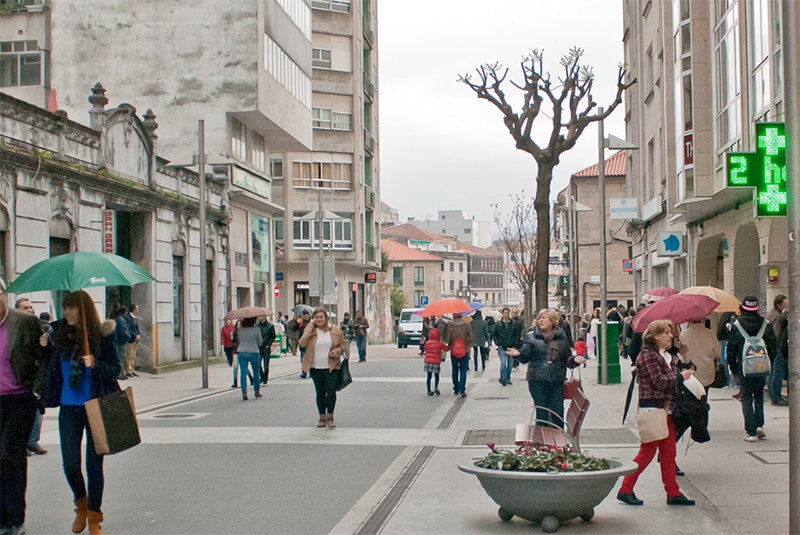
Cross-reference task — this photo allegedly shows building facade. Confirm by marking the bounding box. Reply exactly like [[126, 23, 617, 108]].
[[412, 210, 493, 249], [0, 88, 227, 369], [381, 238, 441, 309], [623, 0, 786, 310]]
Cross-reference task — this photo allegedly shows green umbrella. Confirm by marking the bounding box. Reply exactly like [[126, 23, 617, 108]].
[[5, 251, 156, 294]]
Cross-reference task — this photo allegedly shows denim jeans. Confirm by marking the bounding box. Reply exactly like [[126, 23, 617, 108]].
[[343, 339, 353, 360], [232, 354, 253, 386], [769, 353, 788, 402], [309, 367, 340, 415], [355, 335, 367, 361], [720, 342, 731, 387], [59, 405, 104, 512], [260, 353, 271, 385], [237, 353, 261, 394], [0, 392, 37, 528], [451, 356, 469, 394], [740, 376, 766, 436], [27, 410, 43, 449], [497, 348, 512, 382], [528, 380, 565, 428]]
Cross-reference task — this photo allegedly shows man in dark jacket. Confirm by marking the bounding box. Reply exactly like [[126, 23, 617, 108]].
[[257, 315, 277, 385], [444, 313, 473, 397], [0, 295, 47, 534], [492, 307, 523, 386], [725, 296, 778, 442]]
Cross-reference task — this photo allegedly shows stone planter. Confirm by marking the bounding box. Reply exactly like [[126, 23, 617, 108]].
[[458, 459, 637, 532]]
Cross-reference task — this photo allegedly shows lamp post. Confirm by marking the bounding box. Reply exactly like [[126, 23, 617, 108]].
[[597, 109, 638, 385]]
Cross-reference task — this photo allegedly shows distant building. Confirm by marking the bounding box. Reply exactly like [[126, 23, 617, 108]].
[[379, 200, 399, 226], [411, 210, 493, 248], [381, 239, 441, 308]]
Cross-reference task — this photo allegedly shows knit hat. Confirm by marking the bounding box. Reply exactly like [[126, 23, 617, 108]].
[[741, 296, 759, 312]]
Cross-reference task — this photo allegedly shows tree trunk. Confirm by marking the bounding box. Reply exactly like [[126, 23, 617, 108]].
[[534, 164, 554, 312]]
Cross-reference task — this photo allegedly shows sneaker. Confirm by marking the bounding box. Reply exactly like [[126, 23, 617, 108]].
[[744, 435, 758, 442], [460, 392, 468, 398], [756, 427, 766, 439], [27, 445, 47, 455], [434, 389, 440, 396], [427, 390, 434, 396], [299, 372, 307, 379], [616, 492, 644, 506], [771, 399, 789, 406]]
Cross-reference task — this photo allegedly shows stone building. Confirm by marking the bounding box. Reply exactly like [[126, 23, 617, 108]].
[[0, 87, 227, 370], [381, 238, 441, 309], [622, 0, 786, 308]]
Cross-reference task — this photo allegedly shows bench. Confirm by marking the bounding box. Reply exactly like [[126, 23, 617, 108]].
[[515, 386, 590, 452]]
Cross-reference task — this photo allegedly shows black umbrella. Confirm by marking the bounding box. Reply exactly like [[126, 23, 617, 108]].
[[622, 370, 637, 425]]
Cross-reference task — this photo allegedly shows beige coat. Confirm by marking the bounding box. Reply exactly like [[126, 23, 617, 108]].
[[679, 322, 721, 387], [299, 323, 346, 373]]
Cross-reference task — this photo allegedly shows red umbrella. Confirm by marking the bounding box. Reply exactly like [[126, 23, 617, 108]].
[[632, 294, 719, 332], [420, 299, 472, 317], [642, 287, 679, 302]]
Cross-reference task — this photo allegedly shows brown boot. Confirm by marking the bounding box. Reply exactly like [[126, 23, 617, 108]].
[[87, 510, 104, 535], [72, 496, 88, 533], [327, 414, 336, 429], [317, 414, 327, 428]]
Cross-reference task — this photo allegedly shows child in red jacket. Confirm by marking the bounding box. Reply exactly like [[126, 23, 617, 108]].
[[423, 328, 448, 396]]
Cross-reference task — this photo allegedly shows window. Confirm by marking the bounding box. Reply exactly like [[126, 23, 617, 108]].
[[276, 0, 312, 38], [249, 130, 266, 171], [274, 218, 284, 242], [459, 263, 463, 272], [312, 108, 352, 131], [231, 117, 247, 161], [292, 160, 352, 190], [269, 157, 284, 179], [312, 107, 332, 129], [264, 34, 312, 109], [292, 213, 353, 249], [713, 3, 741, 161], [312, 0, 351, 12], [413, 266, 424, 285], [393, 266, 403, 285], [332, 112, 352, 131], [414, 290, 424, 307], [312, 48, 332, 69], [449, 280, 454, 292], [449, 262, 454, 272], [0, 40, 41, 88]]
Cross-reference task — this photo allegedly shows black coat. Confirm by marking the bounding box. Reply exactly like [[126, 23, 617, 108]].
[[517, 327, 577, 383], [673, 377, 710, 443], [257, 320, 277, 357]]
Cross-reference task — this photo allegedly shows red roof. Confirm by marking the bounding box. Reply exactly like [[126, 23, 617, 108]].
[[381, 239, 443, 262], [381, 223, 456, 243], [453, 241, 502, 257], [571, 150, 627, 178]]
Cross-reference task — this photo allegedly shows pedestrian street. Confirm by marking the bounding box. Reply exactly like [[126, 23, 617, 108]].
[[24, 347, 788, 534]]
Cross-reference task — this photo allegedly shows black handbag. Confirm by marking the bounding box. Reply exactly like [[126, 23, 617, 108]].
[[710, 362, 727, 389], [84, 385, 141, 455], [337, 359, 353, 391]]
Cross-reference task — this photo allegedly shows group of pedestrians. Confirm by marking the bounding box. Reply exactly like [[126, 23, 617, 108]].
[[1, 290, 123, 535], [108, 304, 140, 381], [219, 315, 277, 399]]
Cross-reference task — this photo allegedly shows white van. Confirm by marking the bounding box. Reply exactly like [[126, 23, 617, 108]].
[[397, 308, 424, 348]]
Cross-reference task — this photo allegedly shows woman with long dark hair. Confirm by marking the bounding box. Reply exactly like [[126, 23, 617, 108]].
[[43, 290, 120, 535], [299, 308, 346, 428]]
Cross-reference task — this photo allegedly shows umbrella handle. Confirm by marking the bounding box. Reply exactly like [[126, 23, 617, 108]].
[[80, 296, 90, 356]]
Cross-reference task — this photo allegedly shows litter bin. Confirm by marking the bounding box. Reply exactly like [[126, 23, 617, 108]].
[[597, 321, 621, 384], [271, 333, 288, 358]]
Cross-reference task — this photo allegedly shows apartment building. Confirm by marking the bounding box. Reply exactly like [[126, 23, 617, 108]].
[[413, 210, 493, 248], [623, 0, 786, 308], [381, 238, 441, 309]]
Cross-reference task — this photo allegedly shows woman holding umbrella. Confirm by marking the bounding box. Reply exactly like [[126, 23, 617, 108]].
[[235, 317, 263, 401], [42, 290, 120, 535], [299, 308, 346, 428]]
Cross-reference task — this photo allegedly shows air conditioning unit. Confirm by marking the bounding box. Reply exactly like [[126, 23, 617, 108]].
[[211, 165, 229, 184]]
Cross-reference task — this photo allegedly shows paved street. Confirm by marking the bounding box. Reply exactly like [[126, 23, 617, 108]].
[[25, 345, 788, 534]]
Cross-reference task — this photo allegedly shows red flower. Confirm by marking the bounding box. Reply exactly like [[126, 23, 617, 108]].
[[487, 442, 497, 453], [561, 462, 568, 470]]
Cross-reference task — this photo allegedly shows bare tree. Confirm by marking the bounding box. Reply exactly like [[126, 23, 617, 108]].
[[460, 47, 635, 309], [493, 193, 537, 319]]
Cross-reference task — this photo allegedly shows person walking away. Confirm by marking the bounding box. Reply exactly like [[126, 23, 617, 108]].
[[767, 294, 789, 405], [470, 310, 490, 371], [625, 304, 647, 365], [299, 308, 346, 428], [295, 311, 311, 377], [42, 290, 120, 534], [221, 318, 236, 386], [679, 319, 721, 390], [418, 317, 431, 357], [14, 298, 49, 458], [423, 327, 447, 396], [123, 304, 140, 378], [617, 319, 696, 507], [235, 318, 262, 400], [492, 307, 523, 386], [354, 310, 370, 362], [339, 312, 355, 360], [109, 306, 129, 382], [444, 312, 472, 397], [0, 295, 47, 535], [726, 296, 778, 441], [511, 309, 585, 428], [286, 314, 301, 357], [257, 315, 276, 385]]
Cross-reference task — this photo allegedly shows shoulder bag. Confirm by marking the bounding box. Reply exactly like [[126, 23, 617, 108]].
[[636, 408, 669, 443]]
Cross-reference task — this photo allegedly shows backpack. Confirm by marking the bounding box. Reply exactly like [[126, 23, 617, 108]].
[[451, 338, 467, 358], [733, 319, 771, 377]]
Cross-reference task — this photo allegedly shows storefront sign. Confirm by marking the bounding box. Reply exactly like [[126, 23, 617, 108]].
[[642, 194, 663, 221], [726, 123, 787, 217], [657, 232, 684, 257], [622, 258, 634, 272], [365, 272, 377, 283], [102, 209, 115, 253], [610, 198, 639, 220], [233, 166, 271, 199], [683, 134, 694, 165]]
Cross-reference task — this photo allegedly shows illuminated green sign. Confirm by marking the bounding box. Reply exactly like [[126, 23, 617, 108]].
[[726, 122, 787, 217]]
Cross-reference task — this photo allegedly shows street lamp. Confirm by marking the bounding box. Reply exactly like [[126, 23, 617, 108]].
[[597, 108, 639, 385], [566, 193, 592, 339]]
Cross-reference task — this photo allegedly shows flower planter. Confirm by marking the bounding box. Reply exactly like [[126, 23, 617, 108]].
[[458, 459, 637, 532]]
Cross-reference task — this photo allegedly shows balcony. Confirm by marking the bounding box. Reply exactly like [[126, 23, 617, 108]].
[[363, 16, 374, 47], [363, 72, 374, 100], [364, 184, 375, 208], [363, 129, 374, 154]]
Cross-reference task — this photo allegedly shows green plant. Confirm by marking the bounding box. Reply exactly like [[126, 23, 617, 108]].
[[390, 284, 406, 317], [474, 443, 611, 473]]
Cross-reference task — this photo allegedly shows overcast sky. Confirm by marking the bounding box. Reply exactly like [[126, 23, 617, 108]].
[[377, 0, 626, 226]]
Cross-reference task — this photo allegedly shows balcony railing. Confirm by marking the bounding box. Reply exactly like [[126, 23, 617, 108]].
[[363, 72, 374, 99], [364, 129, 374, 154], [364, 184, 375, 208]]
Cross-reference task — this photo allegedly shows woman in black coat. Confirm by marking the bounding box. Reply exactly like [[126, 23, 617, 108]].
[[43, 290, 120, 535], [509, 309, 586, 428]]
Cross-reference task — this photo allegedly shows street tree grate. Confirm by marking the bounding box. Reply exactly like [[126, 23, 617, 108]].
[[748, 450, 789, 465], [461, 427, 640, 446]]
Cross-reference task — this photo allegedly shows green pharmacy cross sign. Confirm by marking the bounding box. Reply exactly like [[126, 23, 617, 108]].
[[726, 122, 788, 217]]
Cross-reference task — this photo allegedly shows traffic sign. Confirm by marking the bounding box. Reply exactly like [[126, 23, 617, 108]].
[[726, 122, 788, 217], [420, 296, 429, 305], [622, 258, 634, 272], [273, 283, 280, 298]]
